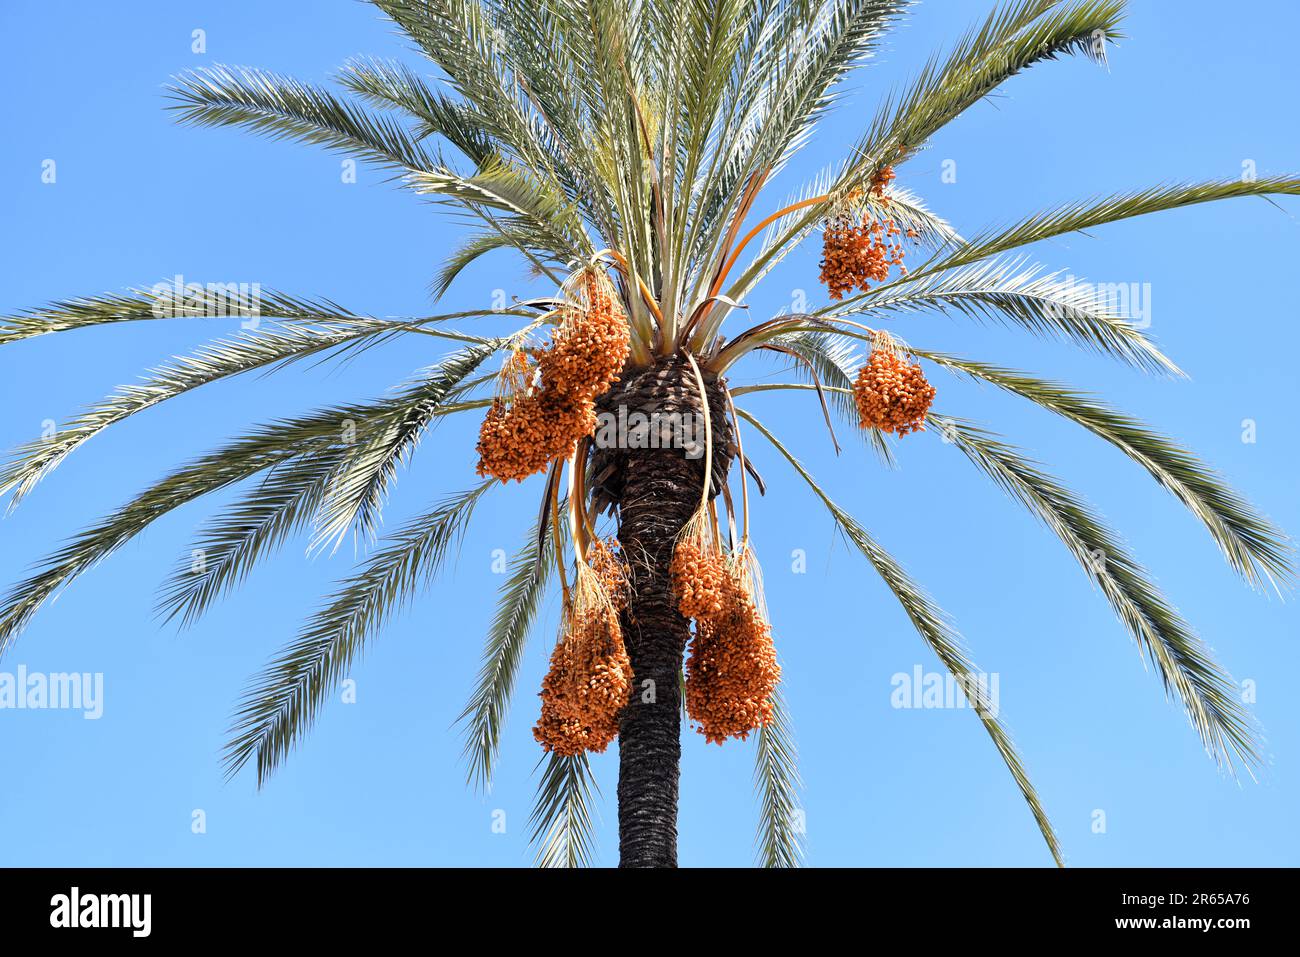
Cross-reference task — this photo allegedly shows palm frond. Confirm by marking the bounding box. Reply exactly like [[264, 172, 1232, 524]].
[[337, 56, 497, 164], [167, 64, 439, 172], [928, 176, 1300, 277], [916, 353, 1292, 590], [933, 414, 1259, 770], [431, 227, 535, 300], [0, 286, 391, 346], [0, 318, 399, 507], [832, 176, 1300, 314], [830, 257, 1180, 376], [477, 1, 621, 235], [157, 388, 493, 629], [754, 686, 804, 868], [737, 0, 1121, 289], [737, 407, 1064, 866], [529, 750, 600, 868], [690, 0, 910, 293], [0, 410, 362, 655], [847, 0, 1122, 188], [224, 481, 493, 785], [373, 0, 614, 237], [406, 157, 590, 259], [310, 340, 502, 552], [155, 450, 344, 629], [459, 518, 554, 790]]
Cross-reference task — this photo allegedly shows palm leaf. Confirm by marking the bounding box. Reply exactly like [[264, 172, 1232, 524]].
[[337, 55, 497, 164], [167, 64, 439, 172], [932, 414, 1259, 770], [916, 352, 1292, 589], [0, 286, 397, 346], [529, 750, 600, 868], [738, 0, 1122, 291], [310, 341, 502, 552], [832, 258, 1180, 376], [754, 687, 805, 868], [690, 0, 910, 294], [156, 449, 345, 629], [157, 391, 493, 629], [0, 318, 400, 507], [847, 0, 1121, 187], [737, 407, 1064, 866], [224, 481, 493, 785], [459, 515, 554, 790], [0, 414, 345, 655], [832, 176, 1300, 314]]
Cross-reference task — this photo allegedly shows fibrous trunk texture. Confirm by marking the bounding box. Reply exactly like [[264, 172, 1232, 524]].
[[594, 354, 732, 868]]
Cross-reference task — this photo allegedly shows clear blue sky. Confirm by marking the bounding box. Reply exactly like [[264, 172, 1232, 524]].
[[1, 0, 1297, 867]]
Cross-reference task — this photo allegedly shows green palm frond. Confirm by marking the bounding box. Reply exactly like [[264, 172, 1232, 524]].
[[476, 0, 621, 235], [372, 0, 611, 232], [690, 0, 910, 290], [740, 0, 907, 174], [937, 177, 1300, 275], [337, 56, 498, 164], [847, 0, 1121, 188], [932, 414, 1259, 770], [754, 687, 805, 868], [739, 0, 1121, 289], [831, 177, 1300, 314], [406, 157, 590, 261], [167, 60, 587, 265], [310, 341, 502, 552], [0, 319, 401, 507], [0, 286, 422, 346], [372, 0, 549, 140], [831, 258, 1180, 376], [0, 410, 360, 654], [167, 64, 439, 172], [155, 450, 345, 628], [460, 520, 554, 790], [431, 227, 532, 299], [737, 407, 1064, 866], [530, 751, 600, 868], [225, 482, 493, 785], [157, 390, 494, 629], [667, 0, 774, 272], [915, 353, 1292, 589]]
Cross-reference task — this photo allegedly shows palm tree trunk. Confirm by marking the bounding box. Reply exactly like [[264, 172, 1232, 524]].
[[615, 448, 696, 867], [594, 355, 732, 868]]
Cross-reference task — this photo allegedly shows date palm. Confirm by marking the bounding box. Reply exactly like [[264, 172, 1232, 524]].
[[1, 0, 1293, 868]]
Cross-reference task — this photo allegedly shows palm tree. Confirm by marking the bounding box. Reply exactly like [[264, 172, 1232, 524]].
[[1, 0, 1293, 869]]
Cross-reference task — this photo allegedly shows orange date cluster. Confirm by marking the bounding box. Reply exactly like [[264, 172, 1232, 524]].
[[853, 349, 936, 437], [534, 539, 634, 756], [672, 537, 780, 744], [476, 273, 630, 483]]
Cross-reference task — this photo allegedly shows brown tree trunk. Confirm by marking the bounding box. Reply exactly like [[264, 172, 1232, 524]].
[[592, 355, 732, 868]]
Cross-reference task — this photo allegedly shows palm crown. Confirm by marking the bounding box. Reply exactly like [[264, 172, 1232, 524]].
[[1, 0, 1294, 868]]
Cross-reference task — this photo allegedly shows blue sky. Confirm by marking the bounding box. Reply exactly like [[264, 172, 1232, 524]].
[[1, 0, 1297, 867]]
